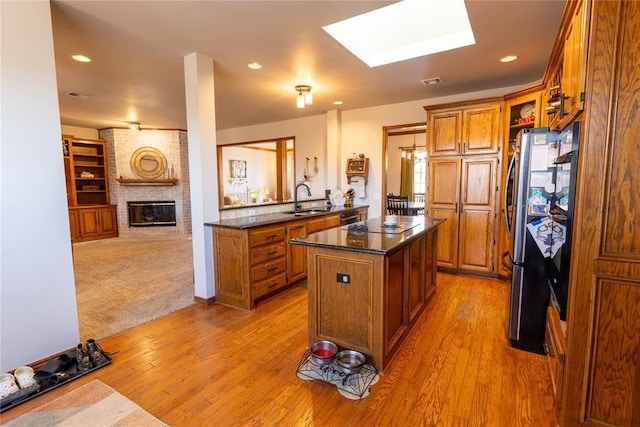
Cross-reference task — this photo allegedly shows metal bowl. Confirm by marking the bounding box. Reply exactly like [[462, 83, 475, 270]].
[[309, 341, 337, 365], [335, 350, 366, 374]]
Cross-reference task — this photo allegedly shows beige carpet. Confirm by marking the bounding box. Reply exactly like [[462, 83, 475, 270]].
[[3, 380, 167, 426], [73, 235, 195, 341]]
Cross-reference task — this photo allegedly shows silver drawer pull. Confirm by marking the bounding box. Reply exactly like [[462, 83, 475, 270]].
[[268, 283, 278, 288]]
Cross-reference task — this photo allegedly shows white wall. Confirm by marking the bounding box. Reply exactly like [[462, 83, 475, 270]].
[[217, 115, 328, 199], [1, 1, 80, 371], [61, 125, 99, 140]]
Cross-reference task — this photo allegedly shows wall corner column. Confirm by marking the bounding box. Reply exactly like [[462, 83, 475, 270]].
[[326, 109, 342, 190], [183, 52, 219, 300]]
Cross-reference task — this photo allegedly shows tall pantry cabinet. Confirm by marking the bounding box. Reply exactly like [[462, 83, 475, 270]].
[[558, 1, 640, 425], [425, 100, 501, 274]]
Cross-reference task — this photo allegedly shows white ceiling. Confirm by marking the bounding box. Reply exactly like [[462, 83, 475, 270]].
[[51, 0, 567, 131]]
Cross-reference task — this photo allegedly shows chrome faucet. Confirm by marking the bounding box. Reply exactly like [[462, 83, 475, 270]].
[[294, 182, 311, 213]]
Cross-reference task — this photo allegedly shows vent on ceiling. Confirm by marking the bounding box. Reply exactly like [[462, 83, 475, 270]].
[[420, 77, 442, 86], [65, 91, 91, 99]]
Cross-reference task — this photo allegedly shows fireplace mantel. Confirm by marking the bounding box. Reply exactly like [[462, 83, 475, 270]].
[[117, 178, 178, 186]]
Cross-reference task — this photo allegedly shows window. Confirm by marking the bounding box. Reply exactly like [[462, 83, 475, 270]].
[[413, 150, 427, 196]]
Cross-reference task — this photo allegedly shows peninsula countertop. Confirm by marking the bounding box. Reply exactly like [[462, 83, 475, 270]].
[[289, 216, 445, 256], [204, 205, 368, 230]]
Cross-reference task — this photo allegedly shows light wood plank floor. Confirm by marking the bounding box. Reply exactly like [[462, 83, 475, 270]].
[[1, 273, 557, 426]]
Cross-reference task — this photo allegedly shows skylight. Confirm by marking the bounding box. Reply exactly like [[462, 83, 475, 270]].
[[322, 0, 475, 68]]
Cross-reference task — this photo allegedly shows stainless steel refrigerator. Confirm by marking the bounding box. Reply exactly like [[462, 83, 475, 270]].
[[503, 127, 567, 354]]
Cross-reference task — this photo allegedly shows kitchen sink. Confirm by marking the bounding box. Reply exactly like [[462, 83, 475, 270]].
[[284, 208, 331, 215]]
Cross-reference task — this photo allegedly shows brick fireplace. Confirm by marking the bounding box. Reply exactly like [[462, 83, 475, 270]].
[[128, 201, 177, 227], [99, 128, 191, 237]]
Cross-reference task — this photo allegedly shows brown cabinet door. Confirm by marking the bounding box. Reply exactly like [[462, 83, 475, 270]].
[[98, 205, 118, 237], [424, 230, 436, 301], [458, 157, 497, 273], [68, 209, 81, 242], [356, 208, 368, 222], [561, 0, 587, 120], [428, 110, 462, 156], [286, 221, 307, 284], [385, 249, 407, 353], [213, 227, 251, 310], [463, 105, 501, 154], [78, 208, 100, 238], [407, 237, 425, 323], [428, 158, 461, 268]]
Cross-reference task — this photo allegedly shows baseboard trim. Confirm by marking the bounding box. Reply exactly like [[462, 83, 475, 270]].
[[194, 295, 216, 305]]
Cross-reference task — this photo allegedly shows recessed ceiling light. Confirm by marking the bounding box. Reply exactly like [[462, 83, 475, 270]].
[[72, 54, 91, 63], [323, 0, 475, 68], [333, 101, 343, 105], [420, 77, 442, 86], [500, 55, 518, 63], [247, 62, 262, 70]]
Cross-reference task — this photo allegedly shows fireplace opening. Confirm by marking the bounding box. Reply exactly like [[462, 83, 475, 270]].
[[128, 201, 176, 227]]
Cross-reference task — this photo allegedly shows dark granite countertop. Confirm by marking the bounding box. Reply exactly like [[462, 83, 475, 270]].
[[205, 205, 369, 229], [289, 216, 445, 256]]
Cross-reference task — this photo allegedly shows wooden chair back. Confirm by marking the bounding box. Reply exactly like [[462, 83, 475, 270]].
[[386, 194, 409, 215]]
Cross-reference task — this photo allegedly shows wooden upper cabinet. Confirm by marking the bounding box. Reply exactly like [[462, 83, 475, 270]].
[[561, 0, 588, 118], [427, 110, 462, 156], [426, 101, 501, 157], [463, 105, 501, 154], [543, 0, 590, 129]]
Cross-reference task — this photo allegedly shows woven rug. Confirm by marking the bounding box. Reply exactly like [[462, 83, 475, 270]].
[[4, 380, 166, 427]]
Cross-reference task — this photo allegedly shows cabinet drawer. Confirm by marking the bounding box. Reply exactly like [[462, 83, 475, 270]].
[[251, 242, 286, 265], [253, 273, 287, 299], [325, 214, 341, 229], [250, 225, 286, 247], [307, 217, 326, 234], [252, 257, 286, 282]]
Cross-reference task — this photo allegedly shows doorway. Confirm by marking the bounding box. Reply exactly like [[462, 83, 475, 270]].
[[382, 123, 427, 214]]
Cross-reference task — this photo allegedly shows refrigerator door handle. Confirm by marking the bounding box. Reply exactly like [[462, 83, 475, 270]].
[[503, 250, 524, 269], [504, 153, 517, 237], [501, 250, 512, 269]]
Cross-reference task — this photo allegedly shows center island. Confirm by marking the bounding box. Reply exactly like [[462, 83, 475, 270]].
[[290, 215, 444, 373]]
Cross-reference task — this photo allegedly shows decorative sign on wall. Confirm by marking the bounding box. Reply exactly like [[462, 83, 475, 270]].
[[229, 159, 247, 186]]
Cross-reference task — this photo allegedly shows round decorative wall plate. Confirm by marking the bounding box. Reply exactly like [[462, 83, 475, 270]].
[[520, 103, 535, 118]]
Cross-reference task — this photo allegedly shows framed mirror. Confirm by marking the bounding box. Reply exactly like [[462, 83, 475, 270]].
[[217, 138, 295, 208], [130, 146, 167, 179]]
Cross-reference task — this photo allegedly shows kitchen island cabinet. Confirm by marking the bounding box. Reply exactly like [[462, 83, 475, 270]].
[[206, 205, 368, 310], [290, 216, 444, 372]]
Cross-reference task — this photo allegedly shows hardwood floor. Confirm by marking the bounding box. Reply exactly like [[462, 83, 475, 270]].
[[1, 273, 557, 426]]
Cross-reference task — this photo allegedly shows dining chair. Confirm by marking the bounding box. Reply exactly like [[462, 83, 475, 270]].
[[413, 193, 425, 215], [386, 194, 409, 215]]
